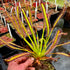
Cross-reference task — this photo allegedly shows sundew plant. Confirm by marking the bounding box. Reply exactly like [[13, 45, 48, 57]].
[[0, 4, 70, 63]]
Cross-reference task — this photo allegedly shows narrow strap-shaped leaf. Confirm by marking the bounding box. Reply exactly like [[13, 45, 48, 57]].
[[12, 15, 25, 37], [28, 7, 33, 26], [6, 12, 22, 37], [16, 11, 35, 47], [6, 8, 37, 53], [41, 39, 53, 56], [5, 53, 30, 62], [6, 11, 23, 38], [16, 8, 37, 52], [16, 8, 37, 53], [50, 52, 70, 57], [41, 4, 49, 36], [16, 12, 38, 53], [36, 31, 39, 49], [6, 9, 38, 54], [45, 29, 61, 55], [44, 4, 66, 48], [56, 41, 70, 47], [0, 38, 27, 51], [16, 7, 26, 37], [0, 38, 34, 56], [6, 12, 17, 29], [41, 3, 50, 52], [53, 4, 66, 28], [40, 22, 45, 52], [22, 9, 38, 49], [17, 6, 19, 17], [8, 42, 30, 50], [39, 4, 50, 55], [23, 37, 37, 53]]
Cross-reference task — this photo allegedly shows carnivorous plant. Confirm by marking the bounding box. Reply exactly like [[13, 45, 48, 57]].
[[0, 4, 70, 64]]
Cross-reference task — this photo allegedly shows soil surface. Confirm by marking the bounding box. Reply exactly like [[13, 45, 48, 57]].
[[33, 60, 55, 70]]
